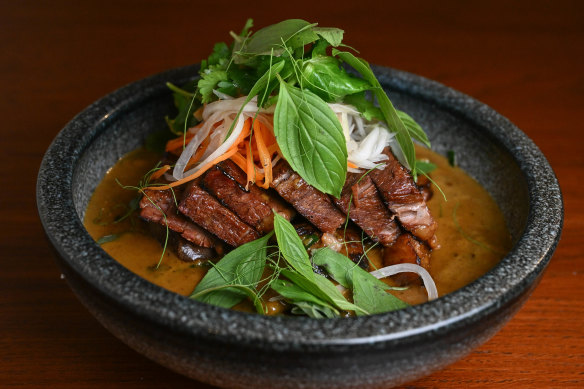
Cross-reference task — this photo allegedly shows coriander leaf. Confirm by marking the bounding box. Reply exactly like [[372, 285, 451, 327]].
[[165, 81, 199, 135], [189, 233, 271, 310], [239, 19, 319, 57], [274, 80, 347, 197], [333, 49, 418, 173], [207, 42, 230, 68], [300, 56, 371, 102], [312, 27, 344, 47], [198, 68, 229, 103], [223, 60, 285, 140]]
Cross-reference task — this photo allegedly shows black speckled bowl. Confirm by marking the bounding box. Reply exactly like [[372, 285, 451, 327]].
[[37, 64, 563, 388]]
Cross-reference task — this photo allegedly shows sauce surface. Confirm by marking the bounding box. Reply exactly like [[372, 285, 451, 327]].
[[84, 146, 512, 306]]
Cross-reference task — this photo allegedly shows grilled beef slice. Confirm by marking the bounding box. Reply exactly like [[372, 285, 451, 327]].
[[333, 172, 400, 247], [271, 160, 345, 233], [179, 181, 260, 247], [203, 160, 294, 232], [139, 188, 215, 248], [147, 223, 218, 263], [370, 148, 438, 248]]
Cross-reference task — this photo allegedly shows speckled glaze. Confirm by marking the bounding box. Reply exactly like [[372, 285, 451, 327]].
[[37, 64, 563, 388]]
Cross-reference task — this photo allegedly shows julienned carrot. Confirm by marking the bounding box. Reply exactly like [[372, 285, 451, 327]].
[[347, 161, 358, 169], [149, 164, 171, 181], [147, 118, 252, 190], [185, 136, 211, 170], [165, 133, 195, 154], [230, 152, 248, 172], [253, 120, 272, 189], [147, 148, 239, 190], [245, 140, 255, 187]]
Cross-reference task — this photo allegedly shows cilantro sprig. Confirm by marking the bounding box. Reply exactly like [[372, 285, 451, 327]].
[[166, 18, 430, 196]]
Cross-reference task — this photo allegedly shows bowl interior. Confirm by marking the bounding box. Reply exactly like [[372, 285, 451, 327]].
[[38, 64, 562, 347]]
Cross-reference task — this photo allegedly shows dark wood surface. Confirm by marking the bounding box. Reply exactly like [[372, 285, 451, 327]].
[[2, 1, 582, 387]]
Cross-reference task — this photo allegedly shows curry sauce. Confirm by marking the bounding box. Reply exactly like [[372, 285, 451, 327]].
[[84, 146, 512, 307]]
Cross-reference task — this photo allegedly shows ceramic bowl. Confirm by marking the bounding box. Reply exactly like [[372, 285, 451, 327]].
[[37, 64, 563, 388]]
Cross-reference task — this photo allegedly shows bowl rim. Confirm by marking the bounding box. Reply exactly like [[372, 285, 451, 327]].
[[37, 64, 563, 351]]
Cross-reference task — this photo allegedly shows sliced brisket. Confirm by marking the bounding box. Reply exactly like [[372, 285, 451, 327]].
[[139, 187, 215, 248], [271, 160, 345, 233], [179, 181, 260, 247], [370, 148, 438, 248], [333, 172, 400, 247], [203, 160, 294, 233]]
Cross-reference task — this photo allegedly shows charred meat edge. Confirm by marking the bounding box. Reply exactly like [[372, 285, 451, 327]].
[[179, 180, 260, 247], [203, 160, 294, 233], [271, 160, 346, 234], [370, 147, 438, 248], [139, 187, 215, 248]]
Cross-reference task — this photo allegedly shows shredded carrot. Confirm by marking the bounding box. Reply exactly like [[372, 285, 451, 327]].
[[147, 118, 253, 190], [185, 136, 210, 170], [348, 161, 358, 169], [230, 151, 248, 172], [147, 148, 239, 190], [253, 120, 272, 189], [165, 133, 195, 155], [149, 164, 171, 181], [245, 140, 255, 187], [267, 143, 281, 154]]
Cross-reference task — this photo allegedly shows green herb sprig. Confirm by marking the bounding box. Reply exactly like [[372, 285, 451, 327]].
[[189, 212, 409, 317], [166, 18, 431, 197]]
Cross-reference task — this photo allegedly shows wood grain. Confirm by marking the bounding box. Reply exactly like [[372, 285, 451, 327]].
[[1, 1, 582, 387]]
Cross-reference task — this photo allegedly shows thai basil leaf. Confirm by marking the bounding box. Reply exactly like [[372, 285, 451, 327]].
[[396, 110, 431, 148], [273, 214, 367, 314], [273, 212, 314, 279], [237, 19, 319, 57], [312, 247, 408, 315], [280, 268, 366, 314], [274, 80, 347, 197], [300, 56, 371, 102], [312, 27, 344, 47], [416, 160, 437, 175], [351, 269, 409, 315], [189, 233, 271, 309], [333, 49, 417, 172], [342, 92, 383, 121], [290, 301, 339, 319], [270, 278, 339, 315]]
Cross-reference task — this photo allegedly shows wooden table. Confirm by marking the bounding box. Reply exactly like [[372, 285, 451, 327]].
[[2, 1, 582, 387]]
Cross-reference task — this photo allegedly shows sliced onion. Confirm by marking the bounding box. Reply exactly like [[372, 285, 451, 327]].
[[182, 112, 247, 178], [369, 264, 439, 301]]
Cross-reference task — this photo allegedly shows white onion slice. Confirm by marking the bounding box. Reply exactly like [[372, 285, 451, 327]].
[[182, 112, 246, 178], [369, 264, 439, 301]]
